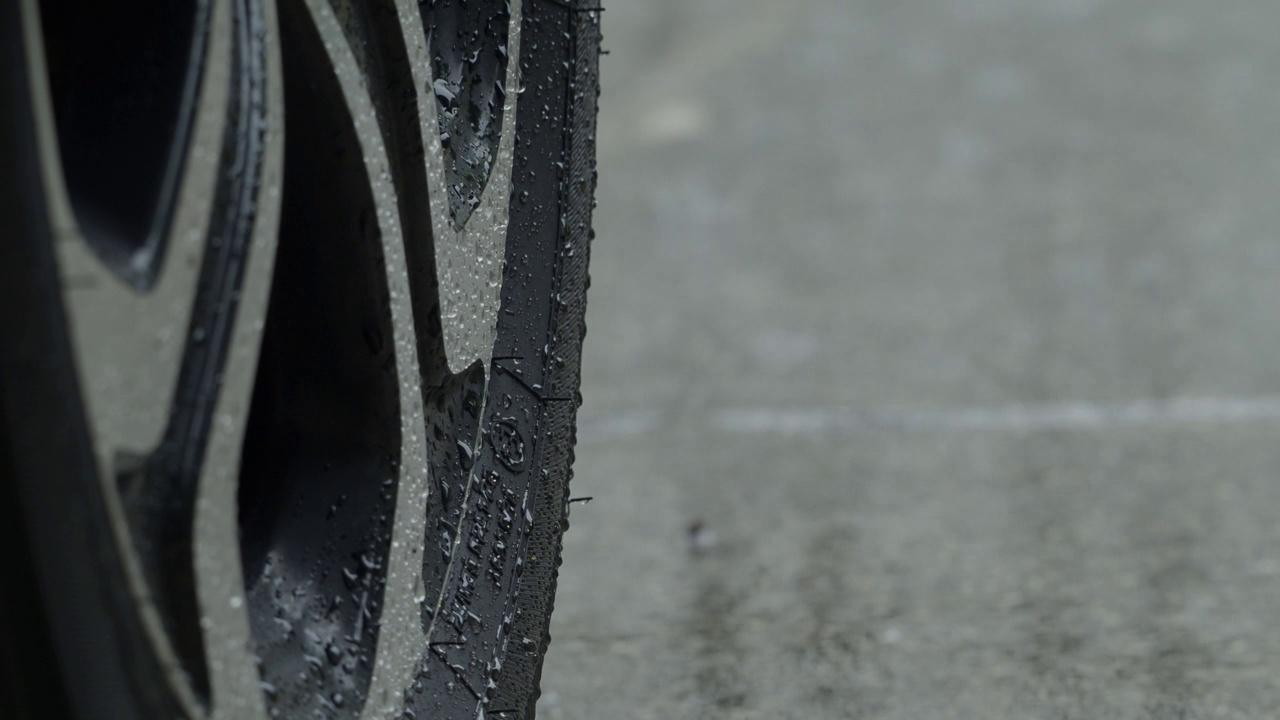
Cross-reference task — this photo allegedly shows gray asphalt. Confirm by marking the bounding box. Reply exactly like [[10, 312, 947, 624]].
[[537, 1, 1280, 718]]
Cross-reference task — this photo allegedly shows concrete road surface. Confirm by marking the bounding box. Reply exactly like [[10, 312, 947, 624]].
[[539, 1, 1280, 717]]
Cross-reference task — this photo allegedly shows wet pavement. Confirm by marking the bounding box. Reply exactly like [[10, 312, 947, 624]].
[[538, 1, 1280, 718]]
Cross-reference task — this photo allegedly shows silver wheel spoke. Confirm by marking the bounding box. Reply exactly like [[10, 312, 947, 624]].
[[402, 0, 521, 374], [23, 0, 282, 714], [269, 1, 432, 715], [196, 0, 285, 715]]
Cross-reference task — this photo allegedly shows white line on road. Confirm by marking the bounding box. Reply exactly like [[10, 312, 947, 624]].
[[578, 397, 1280, 441], [715, 397, 1280, 434], [576, 410, 662, 443]]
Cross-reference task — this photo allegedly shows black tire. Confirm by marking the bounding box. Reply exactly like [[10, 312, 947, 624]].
[[0, 0, 600, 718]]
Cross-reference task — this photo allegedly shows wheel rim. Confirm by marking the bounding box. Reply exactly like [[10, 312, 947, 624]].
[[17, 0, 548, 716]]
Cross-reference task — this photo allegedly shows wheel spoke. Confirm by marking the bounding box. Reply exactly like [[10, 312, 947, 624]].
[[194, 0, 285, 715], [401, 0, 522, 374], [24, 0, 282, 714], [238, 1, 434, 716], [29, 0, 223, 713]]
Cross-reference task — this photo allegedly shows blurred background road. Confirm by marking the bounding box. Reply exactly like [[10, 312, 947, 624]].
[[539, 1, 1280, 717]]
